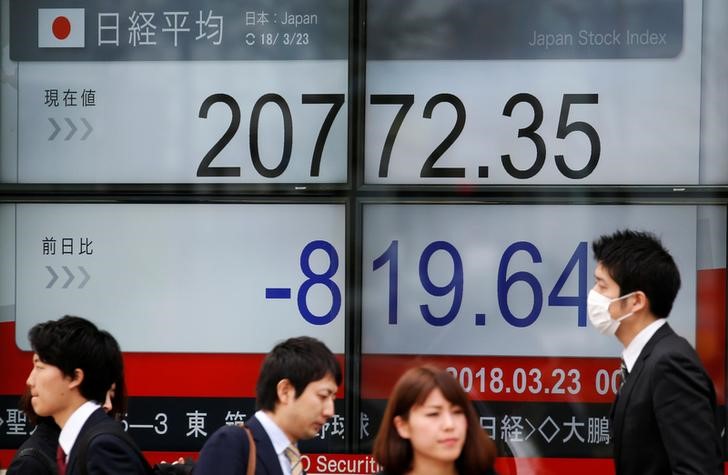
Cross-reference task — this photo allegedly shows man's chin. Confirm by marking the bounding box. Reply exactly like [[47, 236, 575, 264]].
[[306, 425, 323, 439]]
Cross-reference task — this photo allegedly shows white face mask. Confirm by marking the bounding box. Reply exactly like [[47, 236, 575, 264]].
[[587, 290, 636, 336]]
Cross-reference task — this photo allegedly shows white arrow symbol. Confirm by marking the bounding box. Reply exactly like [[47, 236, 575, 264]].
[[64, 118, 77, 140], [78, 266, 90, 288], [62, 266, 75, 288], [46, 266, 58, 288], [48, 118, 61, 140], [81, 118, 93, 140]]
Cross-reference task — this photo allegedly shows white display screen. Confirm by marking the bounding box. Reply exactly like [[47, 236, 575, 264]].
[[363, 0, 726, 185], [1, 0, 726, 466], [362, 204, 697, 357], [12, 203, 346, 352], [3, 0, 348, 184]]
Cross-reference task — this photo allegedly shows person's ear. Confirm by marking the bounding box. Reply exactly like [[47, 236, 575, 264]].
[[68, 368, 84, 390], [631, 291, 648, 313], [276, 379, 296, 405], [393, 415, 411, 439]]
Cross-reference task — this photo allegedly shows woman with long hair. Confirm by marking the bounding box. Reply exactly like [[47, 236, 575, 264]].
[[373, 365, 497, 475]]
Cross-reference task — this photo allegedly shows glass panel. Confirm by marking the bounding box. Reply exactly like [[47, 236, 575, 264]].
[[0, 202, 347, 453], [1, 0, 349, 184], [360, 203, 726, 469], [365, 0, 728, 186]]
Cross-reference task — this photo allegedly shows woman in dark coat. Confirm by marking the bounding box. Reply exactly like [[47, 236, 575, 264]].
[[7, 390, 60, 474]]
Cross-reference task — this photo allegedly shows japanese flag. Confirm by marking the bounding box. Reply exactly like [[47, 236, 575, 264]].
[[38, 8, 85, 48]]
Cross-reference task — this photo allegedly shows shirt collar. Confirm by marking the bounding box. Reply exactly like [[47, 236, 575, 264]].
[[58, 400, 101, 459], [622, 318, 666, 372], [255, 409, 294, 456]]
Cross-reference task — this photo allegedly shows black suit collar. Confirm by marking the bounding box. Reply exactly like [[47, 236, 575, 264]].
[[247, 415, 285, 475], [618, 323, 674, 396], [65, 407, 116, 474], [633, 322, 674, 361], [610, 323, 675, 464], [66, 408, 108, 463]]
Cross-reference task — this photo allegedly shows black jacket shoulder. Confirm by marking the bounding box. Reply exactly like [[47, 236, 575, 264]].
[[7, 420, 61, 475]]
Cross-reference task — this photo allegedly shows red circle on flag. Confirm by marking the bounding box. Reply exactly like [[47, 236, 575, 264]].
[[52, 16, 72, 40]]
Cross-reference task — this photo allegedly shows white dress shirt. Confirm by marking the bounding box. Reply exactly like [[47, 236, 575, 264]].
[[57, 400, 101, 462], [255, 409, 298, 475], [621, 318, 667, 372]]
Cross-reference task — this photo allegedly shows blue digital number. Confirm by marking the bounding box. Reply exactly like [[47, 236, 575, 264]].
[[372, 240, 399, 324], [548, 241, 587, 326], [374, 239, 586, 329], [298, 240, 340, 325], [497, 241, 543, 327], [419, 241, 463, 326]]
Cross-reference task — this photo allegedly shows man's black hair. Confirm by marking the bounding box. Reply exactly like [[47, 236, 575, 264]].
[[592, 229, 681, 319], [28, 315, 127, 414], [256, 336, 342, 411]]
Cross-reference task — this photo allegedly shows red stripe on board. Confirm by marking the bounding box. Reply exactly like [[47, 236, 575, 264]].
[[123, 352, 263, 397], [0, 322, 344, 398], [362, 354, 622, 403], [0, 321, 265, 397], [492, 457, 614, 475], [290, 454, 619, 475], [0, 449, 202, 470], [141, 451, 199, 465], [696, 268, 726, 405], [5, 449, 728, 475], [0, 322, 29, 395]]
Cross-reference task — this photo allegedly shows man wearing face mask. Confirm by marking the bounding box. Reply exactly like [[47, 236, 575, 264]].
[[589, 230, 722, 475]]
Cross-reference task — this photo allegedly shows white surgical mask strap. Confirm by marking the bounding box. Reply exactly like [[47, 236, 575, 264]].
[[611, 291, 636, 304], [612, 291, 637, 322], [615, 311, 634, 323]]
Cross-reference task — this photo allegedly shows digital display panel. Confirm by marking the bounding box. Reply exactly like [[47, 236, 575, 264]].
[[364, 0, 727, 185], [0, 201, 348, 457], [1, 0, 726, 471], [360, 204, 726, 460], [362, 204, 697, 357], [9, 203, 345, 353], [2, 0, 348, 183]]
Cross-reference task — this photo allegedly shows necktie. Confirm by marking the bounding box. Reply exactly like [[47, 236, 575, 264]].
[[56, 445, 67, 475], [284, 444, 303, 475], [619, 358, 629, 390]]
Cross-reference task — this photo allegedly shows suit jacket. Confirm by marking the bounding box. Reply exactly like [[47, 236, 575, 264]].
[[195, 416, 284, 475], [65, 408, 149, 475], [7, 419, 61, 475], [610, 323, 723, 474]]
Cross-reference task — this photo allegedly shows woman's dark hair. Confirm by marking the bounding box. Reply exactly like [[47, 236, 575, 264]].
[[101, 330, 128, 420], [373, 365, 496, 475]]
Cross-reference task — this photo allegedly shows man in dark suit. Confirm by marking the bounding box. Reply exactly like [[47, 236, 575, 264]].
[[589, 230, 723, 474], [26, 315, 148, 474], [195, 336, 342, 475]]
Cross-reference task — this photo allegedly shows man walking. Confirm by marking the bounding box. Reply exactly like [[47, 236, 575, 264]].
[[588, 230, 722, 474], [26, 315, 148, 474], [195, 336, 341, 475]]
